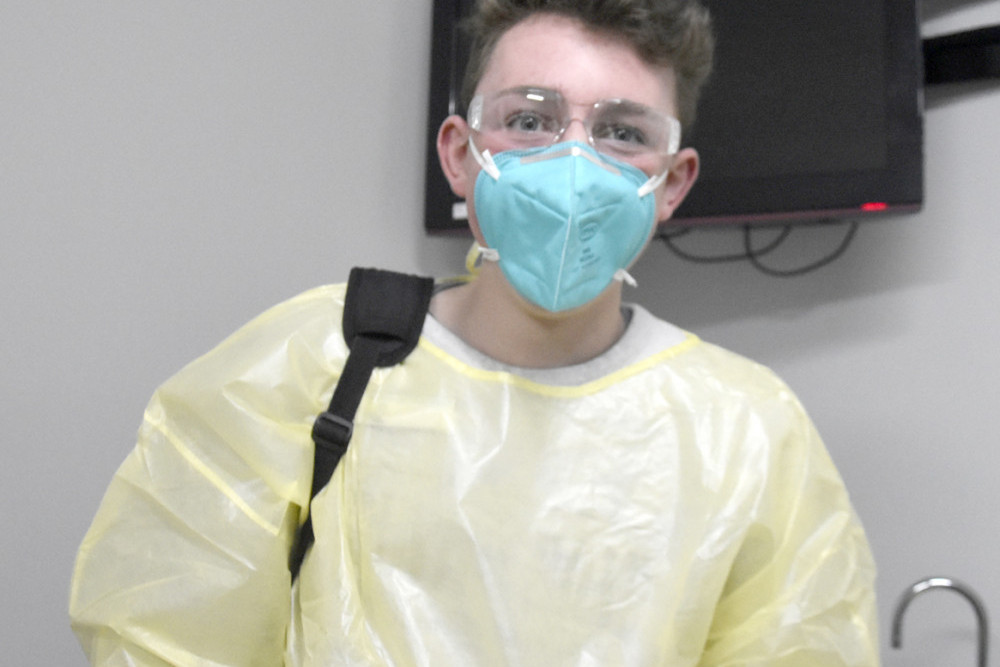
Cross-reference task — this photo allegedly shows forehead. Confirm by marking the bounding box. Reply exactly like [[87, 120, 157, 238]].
[[476, 13, 677, 115]]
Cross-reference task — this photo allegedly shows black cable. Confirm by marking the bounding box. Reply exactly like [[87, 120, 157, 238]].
[[743, 220, 859, 277], [659, 220, 859, 277], [658, 225, 791, 263]]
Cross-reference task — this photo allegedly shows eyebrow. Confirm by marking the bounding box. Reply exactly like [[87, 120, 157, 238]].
[[481, 86, 669, 123], [490, 87, 658, 114], [493, 86, 563, 101], [596, 98, 657, 116]]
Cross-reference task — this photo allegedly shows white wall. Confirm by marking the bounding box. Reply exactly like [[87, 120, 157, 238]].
[[2, 1, 997, 664]]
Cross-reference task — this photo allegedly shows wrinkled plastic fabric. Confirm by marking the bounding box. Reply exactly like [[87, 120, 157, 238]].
[[70, 283, 880, 666]]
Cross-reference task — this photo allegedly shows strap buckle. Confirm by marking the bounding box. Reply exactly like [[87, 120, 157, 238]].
[[311, 411, 353, 451]]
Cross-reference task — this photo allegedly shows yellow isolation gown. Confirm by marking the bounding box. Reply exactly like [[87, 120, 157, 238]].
[[70, 282, 880, 666]]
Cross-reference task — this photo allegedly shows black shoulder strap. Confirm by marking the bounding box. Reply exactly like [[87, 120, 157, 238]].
[[288, 267, 434, 579]]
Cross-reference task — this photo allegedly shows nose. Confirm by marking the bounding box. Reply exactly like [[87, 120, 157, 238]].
[[560, 116, 591, 146]]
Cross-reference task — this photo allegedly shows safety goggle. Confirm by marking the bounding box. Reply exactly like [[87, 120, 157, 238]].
[[468, 86, 681, 159]]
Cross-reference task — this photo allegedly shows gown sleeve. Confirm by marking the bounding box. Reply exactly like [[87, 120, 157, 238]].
[[68, 286, 348, 666], [697, 391, 880, 667]]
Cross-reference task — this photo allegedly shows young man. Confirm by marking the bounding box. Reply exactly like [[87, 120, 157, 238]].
[[431, 3, 703, 370], [70, 1, 880, 665]]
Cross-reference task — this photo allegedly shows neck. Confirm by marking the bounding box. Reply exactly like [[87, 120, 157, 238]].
[[430, 265, 627, 369]]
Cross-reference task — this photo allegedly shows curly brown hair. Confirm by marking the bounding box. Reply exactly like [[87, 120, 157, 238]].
[[460, 0, 714, 131]]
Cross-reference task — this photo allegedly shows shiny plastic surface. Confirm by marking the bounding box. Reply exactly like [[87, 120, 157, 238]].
[[70, 283, 879, 666]]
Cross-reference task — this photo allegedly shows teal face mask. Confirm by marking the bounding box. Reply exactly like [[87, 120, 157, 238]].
[[471, 140, 667, 313]]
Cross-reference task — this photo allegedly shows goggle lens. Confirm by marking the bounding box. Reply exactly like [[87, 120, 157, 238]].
[[468, 87, 680, 158]]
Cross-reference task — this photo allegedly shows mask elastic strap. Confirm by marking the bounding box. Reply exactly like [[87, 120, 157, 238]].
[[614, 268, 638, 287], [464, 242, 500, 275], [637, 169, 669, 198], [468, 136, 501, 180], [478, 245, 500, 262], [624, 172, 664, 288]]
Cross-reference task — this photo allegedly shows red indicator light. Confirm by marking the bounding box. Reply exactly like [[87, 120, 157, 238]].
[[861, 202, 889, 212]]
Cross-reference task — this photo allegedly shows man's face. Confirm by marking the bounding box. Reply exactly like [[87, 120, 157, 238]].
[[459, 13, 693, 237]]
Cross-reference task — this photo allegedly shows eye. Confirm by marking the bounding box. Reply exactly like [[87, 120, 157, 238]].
[[505, 111, 557, 134], [593, 122, 648, 146]]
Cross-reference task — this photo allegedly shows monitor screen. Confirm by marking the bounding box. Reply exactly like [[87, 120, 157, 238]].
[[423, 0, 923, 232]]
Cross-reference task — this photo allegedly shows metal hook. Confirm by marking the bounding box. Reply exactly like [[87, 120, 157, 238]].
[[891, 576, 989, 667]]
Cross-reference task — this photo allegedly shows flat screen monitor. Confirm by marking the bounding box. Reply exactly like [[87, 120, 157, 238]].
[[423, 0, 924, 232]]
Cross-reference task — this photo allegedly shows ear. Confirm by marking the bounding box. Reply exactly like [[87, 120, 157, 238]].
[[655, 147, 700, 223], [437, 114, 473, 199]]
